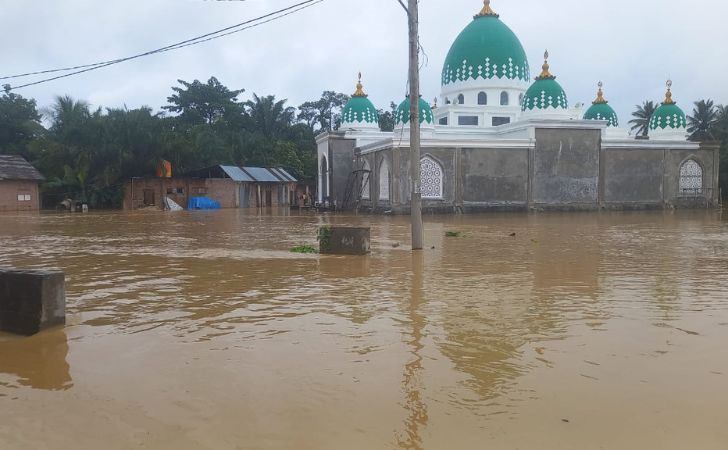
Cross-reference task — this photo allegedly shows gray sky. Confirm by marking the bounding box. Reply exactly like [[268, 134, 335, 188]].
[[3, 0, 726, 124]]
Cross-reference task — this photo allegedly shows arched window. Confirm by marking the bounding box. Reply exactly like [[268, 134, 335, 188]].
[[379, 158, 390, 201], [445, 97, 451, 105], [361, 160, 371, 200], [679, 159, 703, 195], [421, 156, 444, 199], [500, 91, 509, 106], [457, 94, 465, 105], [518, 93, 524, 106], [478, 92, 488, 105]]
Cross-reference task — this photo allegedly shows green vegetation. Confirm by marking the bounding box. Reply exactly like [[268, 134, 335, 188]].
[[290, 245, 317, 254], [445, 231, 462, 237], [0, 78, 385, 208], [629, 100, 657, 137]]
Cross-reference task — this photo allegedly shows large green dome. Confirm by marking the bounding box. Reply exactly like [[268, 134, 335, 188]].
[[341, 75, 379, 128], [395, 96, 434, 126], [441, 7, 529, 86], [583, 84, 618, 127]]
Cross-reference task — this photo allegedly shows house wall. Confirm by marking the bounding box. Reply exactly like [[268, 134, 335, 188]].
[[0, 181, 40, 212], [123, 178, 294, 210]]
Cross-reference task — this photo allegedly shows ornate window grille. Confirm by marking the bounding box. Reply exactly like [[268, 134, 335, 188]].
[[420, 156, 444, 199], [679, 159, 703, 196]]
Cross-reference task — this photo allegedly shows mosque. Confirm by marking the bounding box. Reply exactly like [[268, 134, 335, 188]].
[[317, 0, 720, 212]]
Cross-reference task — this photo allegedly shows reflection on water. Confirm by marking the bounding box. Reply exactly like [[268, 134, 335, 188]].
[[0, 209, 727, 449], [0, 328, 72, 391]]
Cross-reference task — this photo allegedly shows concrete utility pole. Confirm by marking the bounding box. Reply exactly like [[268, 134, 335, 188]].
[[406, 0, 424, 250]]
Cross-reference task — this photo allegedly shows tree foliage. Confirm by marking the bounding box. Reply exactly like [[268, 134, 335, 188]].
[[629, 100, 657, 137], [0, 77, 341, 208]]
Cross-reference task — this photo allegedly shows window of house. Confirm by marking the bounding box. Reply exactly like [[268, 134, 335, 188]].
[[420, 156, 444, 199], [679, 159, 703, 196], [492, 117, 511, 126], [458, 116, 479, 126], [166, 188, 185, 195], [500, 91, 509, 106], [17, 194, 31, 202], [457, 94, 465, 105], [478, 92, 488, 105], [439, 117, 448, 125], [196, 188, 208, 195]]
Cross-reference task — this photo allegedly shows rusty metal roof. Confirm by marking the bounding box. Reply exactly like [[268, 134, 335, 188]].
[[0, 155, 45, 182]]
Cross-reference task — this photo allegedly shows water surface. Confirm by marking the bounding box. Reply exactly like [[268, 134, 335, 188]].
[[1, 209, 727, 449]]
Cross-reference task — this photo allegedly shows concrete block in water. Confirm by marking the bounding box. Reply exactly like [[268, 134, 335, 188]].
[[0, 269, 66, 336], [319, 226, 371, 255]]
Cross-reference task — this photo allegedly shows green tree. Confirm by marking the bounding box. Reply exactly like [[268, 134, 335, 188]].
[[163, 77, 244, 126], [629, 101, 657, 137], [687, 99, 718, 142], [0, 91, 43, 158], [378, 101, 398, 132], [297, 91, 349, 133], [245, 94, 295, 140]]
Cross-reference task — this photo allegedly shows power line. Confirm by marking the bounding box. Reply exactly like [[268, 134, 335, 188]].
[[3, 0, 323, 91]]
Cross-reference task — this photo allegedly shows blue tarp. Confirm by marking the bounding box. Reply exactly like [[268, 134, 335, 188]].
[[187, 197, 221, 210]]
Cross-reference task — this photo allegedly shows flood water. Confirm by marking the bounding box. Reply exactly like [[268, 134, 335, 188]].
[[1, 209, 727, 449]]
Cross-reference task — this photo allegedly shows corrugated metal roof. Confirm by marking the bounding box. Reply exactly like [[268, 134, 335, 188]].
[[276, 168, 298, 182], [267, 168, 287, 181], [220, 165, 255, 182], [242, 167, 281, 183], [0, 155, 45, 181]]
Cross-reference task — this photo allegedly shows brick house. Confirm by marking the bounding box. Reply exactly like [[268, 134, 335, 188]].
[[0, 155, 45, 212]]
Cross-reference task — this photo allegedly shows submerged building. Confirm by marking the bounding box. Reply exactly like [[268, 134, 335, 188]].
[[0, 155, 44, 213], [317, 1, 719, 212]]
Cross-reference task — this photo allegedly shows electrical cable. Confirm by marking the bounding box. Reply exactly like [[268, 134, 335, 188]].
[[3, 0, 323, 90]]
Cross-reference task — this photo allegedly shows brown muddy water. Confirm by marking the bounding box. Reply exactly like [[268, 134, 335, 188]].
[[1, 209, 727, 449]]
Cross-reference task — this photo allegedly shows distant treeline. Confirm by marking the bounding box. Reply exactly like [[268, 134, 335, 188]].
[[0, 77, 397, 208]]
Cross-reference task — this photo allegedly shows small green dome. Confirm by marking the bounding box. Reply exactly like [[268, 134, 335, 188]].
[[342, 96, 379, 126], [522, 78, 568, 112], [521, 53, 568, 112], [583, 84, 618, 127], [650, 102, 686, 131], [394, 96, 434, 126], [441, 7, 529, 86], [341, 75, 379, 127]]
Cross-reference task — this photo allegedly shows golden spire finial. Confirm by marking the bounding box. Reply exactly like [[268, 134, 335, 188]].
[[537, 50, 554, 79], [353, 72, 367, 97], [475, 0, 499, 18], [593, 81, 607, 104], [663, 79, 675, 104]]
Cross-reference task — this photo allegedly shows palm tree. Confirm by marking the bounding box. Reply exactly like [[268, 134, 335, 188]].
[[629, 101, 657, 137], [687, 99, 718, 142], [712, 104, 728, 141], [244, 94, 295, 140]]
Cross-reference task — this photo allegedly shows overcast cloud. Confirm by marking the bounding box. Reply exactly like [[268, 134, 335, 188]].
[[3, 0, 726, 124]]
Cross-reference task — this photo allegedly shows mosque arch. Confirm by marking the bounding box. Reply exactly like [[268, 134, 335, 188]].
[[678, 158, 703, 195], [361, 160, 371, 200], [478, 92, 488, 105], [379, 158, 391, 201], [420, 155, 444, 199], [457, 94, 465, 105], [320, 156, 329, 200]]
